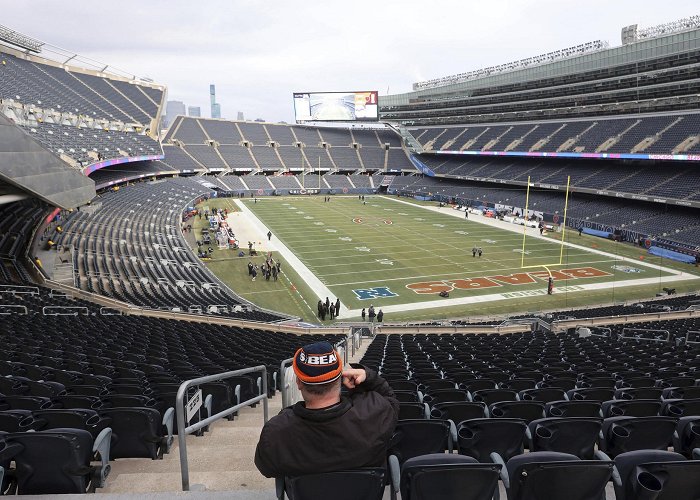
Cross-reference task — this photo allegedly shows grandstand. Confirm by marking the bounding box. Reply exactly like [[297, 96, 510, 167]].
[[1, 15, 700, 498]]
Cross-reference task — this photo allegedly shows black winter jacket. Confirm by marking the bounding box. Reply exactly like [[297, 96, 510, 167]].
[[254, 365, 399, 478]]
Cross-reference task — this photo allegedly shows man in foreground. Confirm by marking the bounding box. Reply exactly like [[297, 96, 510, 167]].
[[254, 341, 399, 478]]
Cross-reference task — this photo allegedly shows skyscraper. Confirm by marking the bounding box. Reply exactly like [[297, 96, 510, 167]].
[[188, 106, 201, 117], [210, 84, 221, 119], [165, 100, 186, 127]]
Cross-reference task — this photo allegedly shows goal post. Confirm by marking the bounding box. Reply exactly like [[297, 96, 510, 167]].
[[519, 175, 571, 270]]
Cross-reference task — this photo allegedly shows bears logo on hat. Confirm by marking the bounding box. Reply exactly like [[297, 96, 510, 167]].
[[293, 341, 343, 385]]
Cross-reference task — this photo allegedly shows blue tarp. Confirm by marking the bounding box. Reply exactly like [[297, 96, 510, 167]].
[[648, 245, 696, 264], [582, 227, 612, 239]]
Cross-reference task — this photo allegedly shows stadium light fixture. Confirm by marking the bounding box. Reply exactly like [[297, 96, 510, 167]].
[[413, 40, 609, 91], [0, 25, 43, 53]]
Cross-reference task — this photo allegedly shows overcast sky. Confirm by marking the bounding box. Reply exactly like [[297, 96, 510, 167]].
[[2, 1, 697, 123]]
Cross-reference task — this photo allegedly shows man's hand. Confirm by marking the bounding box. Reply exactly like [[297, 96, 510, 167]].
[[342, 368, 367, 389]]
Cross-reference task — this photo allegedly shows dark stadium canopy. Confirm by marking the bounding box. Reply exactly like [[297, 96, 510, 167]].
[[0, 114, 95, 208]]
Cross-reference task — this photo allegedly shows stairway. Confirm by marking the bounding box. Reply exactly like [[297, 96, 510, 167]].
[[99, 401, 279, 495]]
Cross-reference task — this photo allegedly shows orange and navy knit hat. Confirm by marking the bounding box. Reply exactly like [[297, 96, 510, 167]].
[[293, 341, 343, 385]]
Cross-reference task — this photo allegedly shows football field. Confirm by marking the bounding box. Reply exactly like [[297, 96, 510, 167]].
[[236, 195, 695, 319]]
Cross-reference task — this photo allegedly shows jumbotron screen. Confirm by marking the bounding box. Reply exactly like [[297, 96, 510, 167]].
[[293, 91, 379, 122]]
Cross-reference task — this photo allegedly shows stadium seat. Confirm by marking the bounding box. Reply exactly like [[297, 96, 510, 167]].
[[491, 451, 613, 500], [275, 468, 386, 500], [4, 427, 111, 494], [389, 453, 500, 500], [489, 401, 545, 423], [526, 417, 602, 458], [611, 450, 700, 500], [601, 399, 663, 417], [99, 407, 173, 460], [599, 416, 677, 457], [389, 419, 455, 466], [672, 416, 700, 458], [457, 418, 526, 462]]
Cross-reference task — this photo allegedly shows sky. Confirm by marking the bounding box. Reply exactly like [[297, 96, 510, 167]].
[[2, 1, 698, 123]]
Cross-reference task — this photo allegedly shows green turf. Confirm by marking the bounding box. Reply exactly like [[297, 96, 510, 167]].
[[190, 195, 700, 322]]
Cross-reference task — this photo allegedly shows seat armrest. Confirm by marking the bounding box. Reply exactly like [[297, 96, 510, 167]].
[[611, 464, 622, 487], [235, 384, 241, 405], [594, 450, 612, 462], [275, 477, 285, 500], [92, 427, 112, 488], [423, 403, 430, 419], [388, 454, 400, 500], [693, 448, 700, 460], [204, 394, 213, 418], [448, 419, 457, 451], [256, 376, 262, 395], [525, 426, 533, 449], [162, 407, 175, 451], [490, 452, 508, 488]]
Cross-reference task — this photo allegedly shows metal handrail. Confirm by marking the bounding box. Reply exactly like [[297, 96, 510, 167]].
[[621, 328, 670, 343], [176, 365, 269, 491], [280, 357, 295, 409], [0, 304, 28, 315], [686, 330, 700, 344]]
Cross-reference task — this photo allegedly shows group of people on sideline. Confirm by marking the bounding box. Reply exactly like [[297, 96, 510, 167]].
[[361, 304, 383, 322], [318, 297, 341, 320]]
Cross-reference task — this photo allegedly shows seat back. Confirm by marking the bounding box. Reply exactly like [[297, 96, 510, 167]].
[[0, 410, 36, 432], [6, 428, 94, 494], [545, 400, 601, 418], [399, 403, 427, 420], [99, 407, 164, 459], [457, 418, 526, 462], [566, 388, 615, 401], [672, 416, 700, 458], [423, 389, 468, 405], [389, 419, 452, 465], [601, 399, 662, 418], [614, 387, 663, 400], [282, 468, 386, 500], [507, 452, 612, 500], [601, 416, 677, 457], [519, 388, 565, 403], [400, 454, 500, 500], [430, 402, 486, 423], [489, 401, 544, 423], [661, 398, 700, 417], [634, 460, 700, 500], [32, 409, 110, 440], [471, 389, 517, 405], [528, 417, 602, 458], [612, 450, 686, 500]]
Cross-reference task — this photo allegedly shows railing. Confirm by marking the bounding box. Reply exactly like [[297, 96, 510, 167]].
[[621, 328, 670, 343], [175, 365, 269, 491], [0, 284, 39, 296], [577, 326, 611, 338], [280, 357, 296, 409], [0, 305, 28, 315], [42, 305, 89, 316]]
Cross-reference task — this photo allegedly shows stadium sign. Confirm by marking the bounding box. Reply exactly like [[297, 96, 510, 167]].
[[406, 267, 612, 294]]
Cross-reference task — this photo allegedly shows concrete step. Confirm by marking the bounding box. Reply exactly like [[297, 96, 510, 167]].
[[100, 470, 273, 493]]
